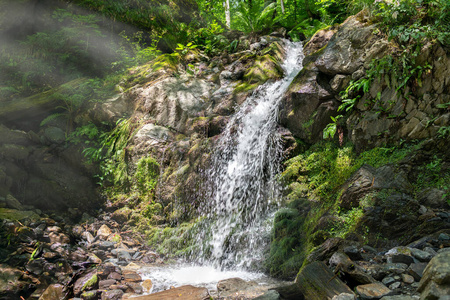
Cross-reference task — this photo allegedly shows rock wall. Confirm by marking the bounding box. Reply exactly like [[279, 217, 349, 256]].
[[280, 13, 450, 150]]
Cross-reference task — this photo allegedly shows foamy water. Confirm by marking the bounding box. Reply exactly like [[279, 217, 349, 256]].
[[138, 264, 282, 293]]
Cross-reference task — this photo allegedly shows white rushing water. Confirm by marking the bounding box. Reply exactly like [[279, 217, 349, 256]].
[[197, 39, 305, 270], [138, 40, 304, 295]]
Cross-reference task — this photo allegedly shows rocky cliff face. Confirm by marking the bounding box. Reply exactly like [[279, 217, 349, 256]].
[[280, 13, 450, 150]]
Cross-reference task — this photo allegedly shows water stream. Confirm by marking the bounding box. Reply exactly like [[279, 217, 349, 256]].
[[198, 39, 305, 270], [140, 40, 304, 293]]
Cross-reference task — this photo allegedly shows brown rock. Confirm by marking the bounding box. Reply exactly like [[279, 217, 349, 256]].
[[129, 285, 210, 299], [295, 261, 355, 299], [142, 279, 153, 293], [123, 270, 142, 282], [355, 282, 392, 300], [38, 284, 64, 300]]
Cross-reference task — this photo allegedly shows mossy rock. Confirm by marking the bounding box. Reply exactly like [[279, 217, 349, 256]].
[[0, 208, 40, 221], [243, 54, 283, 84]]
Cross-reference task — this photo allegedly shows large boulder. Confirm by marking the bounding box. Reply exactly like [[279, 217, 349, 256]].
[[417, 251, 450, 299]]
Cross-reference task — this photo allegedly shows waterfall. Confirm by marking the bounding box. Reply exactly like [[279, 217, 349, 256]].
[[196, 40, 305, 270]]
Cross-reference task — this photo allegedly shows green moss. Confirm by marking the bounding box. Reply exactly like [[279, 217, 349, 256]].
[[81, 273, 98, 292], [0, 209, 40, 221], [134, 156, 160, 193], [243, 54, 283, 84], [234, 82, 259, 93]]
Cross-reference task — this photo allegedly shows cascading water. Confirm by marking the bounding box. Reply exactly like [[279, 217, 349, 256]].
[[139, 40, 304, 293], [197, 39, 305, 270]]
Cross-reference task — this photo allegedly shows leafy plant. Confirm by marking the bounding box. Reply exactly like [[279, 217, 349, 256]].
[[323, 115, 342, 139]]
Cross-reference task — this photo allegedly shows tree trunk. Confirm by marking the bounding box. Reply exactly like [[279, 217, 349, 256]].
[[225, 0, 231, 28], [280, 0, 285, 14]]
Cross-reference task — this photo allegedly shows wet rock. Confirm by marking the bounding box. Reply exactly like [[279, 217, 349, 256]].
[[129, 285, 210, 299], [418, 188, 447, 208], [295, 261, 355, 299], [355, 282, 393, 299], [74, 271, 98, 296], [389, 282, 401, 289], [126, 282, 143, 294], [122, 270, 141, 282], [48, 232, 70, 244], [417, 251, 450, 299], [142, 279, 153, 293], [101, 289, 124, 300], [217, 277, 258, 297]]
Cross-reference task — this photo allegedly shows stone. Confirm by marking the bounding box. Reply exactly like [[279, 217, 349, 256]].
[[382, 263, 409, 274], [128, 285, 210, 299], [97, 225, 112, 238], [271, 284, 303, 300], [418, 188, 447, 208], [99, 279, 117, 289], [217, 277, 258, 297], [123, 270, 141, 282], [253, 290, 281, 300], [5, 194, 23, 210], [355, 282, 393, 300], [81, 290, 98, 300], [126, 282, 143, 294], [332, 293, 357, 300], [380, 296, 417, 300], [101, 289, 124, 300], [382, 277, 397, 286], [38, 284, 64, 300], [407, 263, 428, 281], [142, 279, 153, 293], [389, 282, 401, 289], [417, 251, 450, 299], [409, 248, 433, 262], [401, 274, 414, 284], [344, 245, 363, 261], [295, 261, 355, 300], [74, 271, 98, 296]]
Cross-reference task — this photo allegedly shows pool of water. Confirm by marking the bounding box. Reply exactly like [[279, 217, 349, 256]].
[[138, 263, 284, 294]]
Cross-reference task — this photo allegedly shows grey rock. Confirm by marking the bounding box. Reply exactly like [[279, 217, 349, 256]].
[[332, 293, 357, 300], [417, 252, 450, 299], [380, 296, 416, 300], [410, 248, 433, 262], [389, 282, 401, 289], [383, 263, 409, 274], [382, 277, 397, 286], [253, 290, 281, 300], [438, 233, 450, 241], [217, 277, 257, 297]]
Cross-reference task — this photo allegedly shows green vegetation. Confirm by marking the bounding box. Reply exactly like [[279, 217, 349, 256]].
[[266, 141, 420, 278]]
